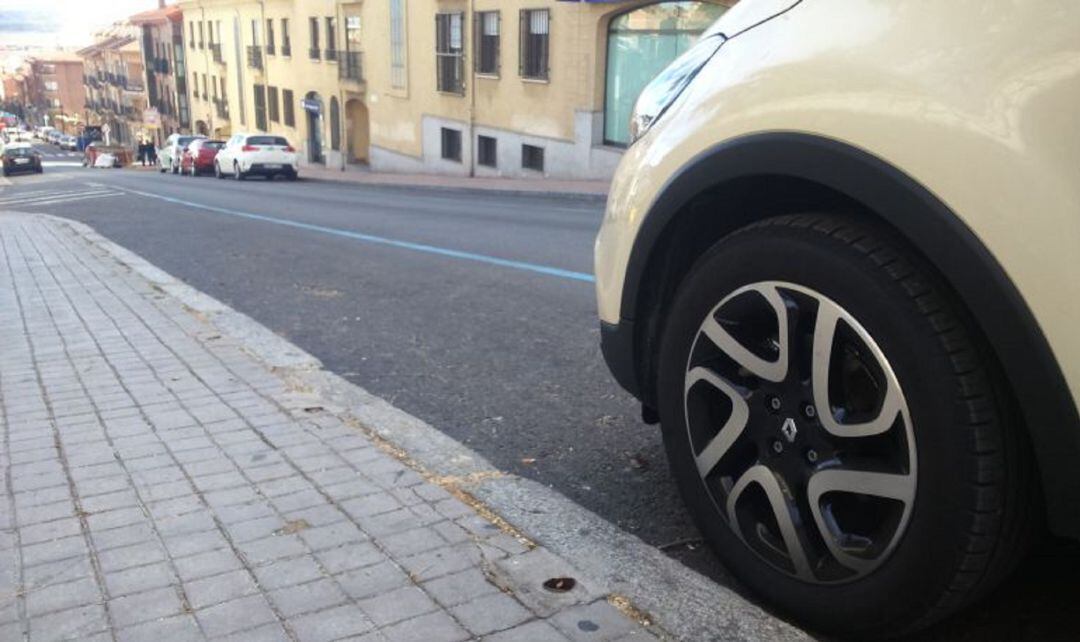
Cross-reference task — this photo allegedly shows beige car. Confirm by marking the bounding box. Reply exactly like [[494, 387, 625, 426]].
[[595, 0, 1079, 636]]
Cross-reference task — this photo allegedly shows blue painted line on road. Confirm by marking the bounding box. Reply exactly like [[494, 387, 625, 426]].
[[117, 187, 597, 283]]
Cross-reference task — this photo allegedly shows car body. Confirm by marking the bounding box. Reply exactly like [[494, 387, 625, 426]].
[[180, 139, 225, 176], [159, 133, 206, 174], [595, 0, 1079, 637], [46, 130, 63, 145], [59, 135, 78, 151], [2, 142, 43, 176], [214, 133, 298, 180]]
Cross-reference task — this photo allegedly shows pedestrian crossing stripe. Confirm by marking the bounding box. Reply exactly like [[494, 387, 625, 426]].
[[0, 188, 123, 208]]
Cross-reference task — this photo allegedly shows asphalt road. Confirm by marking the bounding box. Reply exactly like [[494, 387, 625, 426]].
[[3, 144, 1076, 640]]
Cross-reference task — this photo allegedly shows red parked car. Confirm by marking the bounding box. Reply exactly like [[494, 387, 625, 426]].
[[180, 139, 225, 176]]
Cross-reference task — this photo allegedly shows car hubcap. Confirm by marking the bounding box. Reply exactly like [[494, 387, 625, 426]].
[[684, 281, 916, 584]]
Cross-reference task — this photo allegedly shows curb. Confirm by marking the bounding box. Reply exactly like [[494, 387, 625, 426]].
[[44, 213, 808, 642], [299, 174, 610, 205]]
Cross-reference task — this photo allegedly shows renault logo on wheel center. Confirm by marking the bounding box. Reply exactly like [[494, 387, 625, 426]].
[[781, 417, 798, 443]]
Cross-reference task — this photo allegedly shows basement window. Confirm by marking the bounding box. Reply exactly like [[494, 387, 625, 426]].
[[477, 135, 497, 168], [522, 144, 544, 172], [441, 128, 462, 162]]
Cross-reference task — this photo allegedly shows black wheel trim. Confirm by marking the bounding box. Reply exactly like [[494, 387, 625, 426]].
[[684, 281, 917, 585]]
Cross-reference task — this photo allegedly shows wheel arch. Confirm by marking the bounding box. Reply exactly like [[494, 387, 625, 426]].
[[623, 132, 1080, 538]]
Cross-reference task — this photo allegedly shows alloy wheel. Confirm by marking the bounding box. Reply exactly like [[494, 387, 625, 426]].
[[684, 281, 916, 584]]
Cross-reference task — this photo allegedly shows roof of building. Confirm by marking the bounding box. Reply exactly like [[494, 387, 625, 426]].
[[28, 51, 83, 64], [129, 5, 182, 25]]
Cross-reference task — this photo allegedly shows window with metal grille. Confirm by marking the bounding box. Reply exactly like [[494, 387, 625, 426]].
[[435, 13, 464, 94], [475, 12, 499, 75], [198, 22, 204, 49], [253, 84, 267, 131], [189, 22, 195, 48], [519, 9, 549, 80], [268, 86, 279, 122], [522, 144, 544, 172], [266, 19, 275, 55], [441, 127, 462, 162], [390, 0, 406, 88], [282, 18, 291, 56], [283, 89, 295, 126], [477, 135, 497, 168]]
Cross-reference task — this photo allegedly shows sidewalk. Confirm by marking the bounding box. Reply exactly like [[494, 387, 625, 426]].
[[0, 213, 652, 641], [296, 165, 609, 201]]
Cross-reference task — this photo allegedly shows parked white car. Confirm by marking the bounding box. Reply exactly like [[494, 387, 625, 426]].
[[159, 133, 206, 174], [214, 133, 298, 181]]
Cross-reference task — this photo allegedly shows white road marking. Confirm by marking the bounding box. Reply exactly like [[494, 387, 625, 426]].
[[0, 189, 122, 207]]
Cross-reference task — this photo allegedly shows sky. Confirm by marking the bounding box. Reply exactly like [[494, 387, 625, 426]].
[[0, 0, 160, 48]]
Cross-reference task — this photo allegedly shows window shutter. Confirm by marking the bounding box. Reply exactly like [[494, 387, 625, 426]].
[[518, 10, 526, 77]]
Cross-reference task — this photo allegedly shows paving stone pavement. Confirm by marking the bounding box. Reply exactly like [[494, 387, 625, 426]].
[[0, 212, 660, 641]]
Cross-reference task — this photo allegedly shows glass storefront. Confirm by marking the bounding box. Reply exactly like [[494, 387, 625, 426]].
[[604, 1, 729, 146]]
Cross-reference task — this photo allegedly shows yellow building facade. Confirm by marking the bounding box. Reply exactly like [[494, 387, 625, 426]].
[[179, 0, 731, 178]]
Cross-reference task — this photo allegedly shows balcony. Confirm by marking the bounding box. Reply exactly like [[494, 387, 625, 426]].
[[266, 44, 276, 56], [339, 51, 363, 82], [309, 47, 320, 60], [210, 43, 223, 64], [324, 48, 338, 62], [246, 46, 263, 70]]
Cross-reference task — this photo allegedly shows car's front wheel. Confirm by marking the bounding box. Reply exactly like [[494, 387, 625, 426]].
[[656, 215, 1037, 638], [233, 162, 245, 181]]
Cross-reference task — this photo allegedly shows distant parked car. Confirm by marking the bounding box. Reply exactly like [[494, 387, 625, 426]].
[[180, 139, 225, 177], [60, 135, 78, 151], [159, 133, 206, 174], [47, 130, 62, 145], [2, 142, 43, 176], [214, 133, 298, 180]]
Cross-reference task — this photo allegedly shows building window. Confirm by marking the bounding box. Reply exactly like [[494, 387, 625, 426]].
[[268, 86, 280, 122], [519, 9, 549, 80], [253, 84, 267, 131], [325, 17, 337, 60], [281, 19, 291, 56], [435, 13, 464, 94], [198, 22, 205, 49], [43, 80, 58, 91], [477, 135, 497, 168], [251, 19, 260, 46], [201, 74, 208, 100], [389, 0, 406, 89], [189, 22, 195, 48], [522, 144, 544, 172], [212, 75, 218, 100], [266, 19, 276, 55], [329, 97, 340, 150], [440, 127, 461, 162], [475, 12, 499, 75], [309, 18, 320, 59], [283, 88, 295, 126], [604, 1, 726, 146]]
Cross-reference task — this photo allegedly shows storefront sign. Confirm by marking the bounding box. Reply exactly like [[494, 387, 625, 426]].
[[301, 98, 322, 115]]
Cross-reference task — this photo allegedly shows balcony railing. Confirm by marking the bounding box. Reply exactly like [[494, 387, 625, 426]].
[[324, 48, 338, 62], [281, 44, 291, 57], [246, 46, 263, 69], [210, 43, 223, 64], [339, 51, 363, 82], [309, 47, 320, 60], [266, 44, 276, 56]]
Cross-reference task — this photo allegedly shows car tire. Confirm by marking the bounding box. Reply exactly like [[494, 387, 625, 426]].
[[655, 214, 1038, 638], [233, 162, 245, 181], [214, 162, 223, 179]]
